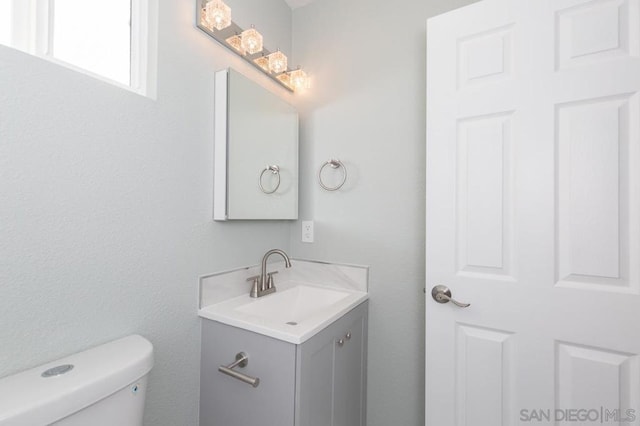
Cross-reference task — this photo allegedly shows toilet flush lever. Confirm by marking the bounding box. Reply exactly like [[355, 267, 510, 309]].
[[431, 285, 470, 308]]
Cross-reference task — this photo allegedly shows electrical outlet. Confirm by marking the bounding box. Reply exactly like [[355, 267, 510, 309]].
[[302, 221, 314, 243]]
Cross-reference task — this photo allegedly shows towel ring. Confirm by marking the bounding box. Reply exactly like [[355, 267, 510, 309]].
[[318, 159, 347, 191], [259, 165, 281, 194]]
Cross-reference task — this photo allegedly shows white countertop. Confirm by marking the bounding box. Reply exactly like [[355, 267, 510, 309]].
[[199, 280, 368, 344]]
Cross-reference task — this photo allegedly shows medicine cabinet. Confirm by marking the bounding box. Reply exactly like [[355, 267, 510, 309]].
[[213, 68, 298, 220]]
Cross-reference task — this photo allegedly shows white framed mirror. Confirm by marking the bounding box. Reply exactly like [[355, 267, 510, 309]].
[[213, 68, 298, 220]]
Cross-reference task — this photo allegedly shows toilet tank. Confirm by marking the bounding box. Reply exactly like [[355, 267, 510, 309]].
[[0, 335, 154, 426]]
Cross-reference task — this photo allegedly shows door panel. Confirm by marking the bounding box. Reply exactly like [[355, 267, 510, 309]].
[[456, 113, 515, 279], [556, 94, 638, 291], [426, 0, 640, 425], [455, 325, 515, 425], [556, 342, 639, 415]]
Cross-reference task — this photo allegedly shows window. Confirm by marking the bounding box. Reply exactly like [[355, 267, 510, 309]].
[[0, 1, 11, 47], [0, 0, 154, 95], [52, 0, 132, 85]]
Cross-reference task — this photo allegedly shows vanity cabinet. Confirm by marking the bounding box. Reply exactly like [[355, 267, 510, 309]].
[[199, 301, 368, 426]]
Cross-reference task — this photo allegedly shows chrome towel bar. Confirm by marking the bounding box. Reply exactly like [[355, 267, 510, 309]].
[[218, 352, 260, 388]]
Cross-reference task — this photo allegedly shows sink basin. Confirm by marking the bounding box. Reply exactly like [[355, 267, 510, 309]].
[[198, 282, 368, 344], [235, 285, 350, 324]]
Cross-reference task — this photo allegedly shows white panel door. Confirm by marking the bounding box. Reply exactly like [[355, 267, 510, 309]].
[[426, 0, 640, 425]]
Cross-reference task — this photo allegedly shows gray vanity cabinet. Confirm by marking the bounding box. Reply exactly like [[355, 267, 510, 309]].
[[199, 301, 368, 426]]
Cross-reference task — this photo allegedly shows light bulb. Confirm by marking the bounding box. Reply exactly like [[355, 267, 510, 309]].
[[241, 26, 263, 55], [267, 50, 288, 74], [289, 68, 310, 91], [203, 0, 231, 31]]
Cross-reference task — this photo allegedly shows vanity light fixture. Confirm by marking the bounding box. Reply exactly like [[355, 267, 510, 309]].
[[225, 34, 245, 55], [241, 26, 263, 55], [202, 0, 232, 31], [253, 55, 270, 72], [267, 50, 288, 74], [289, 67, 311, 91], [276, 73, 292, 89], [196, 0, 310, 92]]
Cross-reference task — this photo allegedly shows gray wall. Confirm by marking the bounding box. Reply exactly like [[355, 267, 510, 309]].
[[289, 0, 478, 425], [0, 1, 293, 425]]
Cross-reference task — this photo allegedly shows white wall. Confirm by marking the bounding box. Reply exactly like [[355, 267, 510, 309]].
[[0, 1, 293, 425], [0, 0, 495, 424], [290, 0, 478, 425]]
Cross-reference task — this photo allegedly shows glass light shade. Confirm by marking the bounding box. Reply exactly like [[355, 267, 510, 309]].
[[289, 68, 310, 91], [241, 27, 263, 55], [267, 50, 288, 74], [225, 35, 245, 55], [203, 0, 231, 31], [276, 73, 293, 89], [253, 56, 270, 72]]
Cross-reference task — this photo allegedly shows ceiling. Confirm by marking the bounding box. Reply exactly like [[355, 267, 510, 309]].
[[284, 0, 319, 9]]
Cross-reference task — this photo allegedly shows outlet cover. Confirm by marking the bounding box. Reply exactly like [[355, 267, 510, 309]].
[[302, 221, 314, 243]]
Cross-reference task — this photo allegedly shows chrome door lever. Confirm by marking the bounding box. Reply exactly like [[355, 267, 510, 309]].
[[431, 285, 470, 308]]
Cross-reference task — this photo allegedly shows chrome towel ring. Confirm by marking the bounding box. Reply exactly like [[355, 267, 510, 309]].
[[318, 159, 347, 191], [259, 165, 281, 194]]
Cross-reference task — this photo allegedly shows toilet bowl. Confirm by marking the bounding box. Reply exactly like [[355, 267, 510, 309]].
[[0, 334, 154, 426]]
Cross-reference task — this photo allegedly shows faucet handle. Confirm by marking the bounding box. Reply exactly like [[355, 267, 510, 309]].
[[246, 275, 260, 298], [266, 271, 278, 289]]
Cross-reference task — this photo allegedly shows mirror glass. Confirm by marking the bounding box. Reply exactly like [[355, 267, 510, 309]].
[[214, 68, 298, 220]]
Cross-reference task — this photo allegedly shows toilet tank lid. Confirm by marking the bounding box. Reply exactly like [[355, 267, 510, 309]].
[[0, 334, 154, 426]]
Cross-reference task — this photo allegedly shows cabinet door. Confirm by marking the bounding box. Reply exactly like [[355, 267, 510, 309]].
[[296, 329, 335, 426], [333, 311, 367, 426], [214, 68, 299, 221], [200, 320, 296, 426], [296, 301, 368, 426]]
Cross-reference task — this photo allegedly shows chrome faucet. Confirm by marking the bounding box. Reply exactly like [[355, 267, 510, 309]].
[[247, 249, 292, 298]]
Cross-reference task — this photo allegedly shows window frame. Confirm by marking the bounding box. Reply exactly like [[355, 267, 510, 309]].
[[1, 0, 156, 97]]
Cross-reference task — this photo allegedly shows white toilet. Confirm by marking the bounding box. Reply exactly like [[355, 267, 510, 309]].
[[0, 334, 154, 426]]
